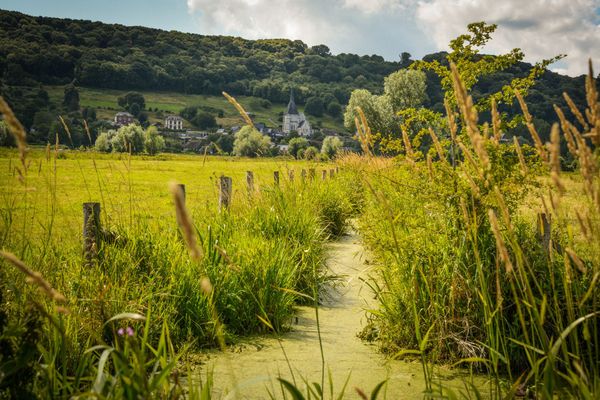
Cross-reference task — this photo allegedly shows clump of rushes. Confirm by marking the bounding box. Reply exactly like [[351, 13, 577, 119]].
[[342, 60, 600, 398]]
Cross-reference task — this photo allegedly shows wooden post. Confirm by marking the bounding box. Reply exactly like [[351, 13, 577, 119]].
[[219, 176, 232, 211], [336, 166, 339, 174], [246, 171, 254, 194], [309, 168, 315, 180], [537, 213, 551, 252], [83, 202, 101, 263], [301, 169, 307, 182], [329, 169, 334, 178], [274, 170, 280, 187], [321, 170, 327, 180], [288, 170, 295, 182]]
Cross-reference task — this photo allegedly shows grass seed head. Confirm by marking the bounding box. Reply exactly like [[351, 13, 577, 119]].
[[169, 181, 202, 261]]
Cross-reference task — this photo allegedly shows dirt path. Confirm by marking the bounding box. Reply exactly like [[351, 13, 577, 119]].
[[201, 232, 459, 399]]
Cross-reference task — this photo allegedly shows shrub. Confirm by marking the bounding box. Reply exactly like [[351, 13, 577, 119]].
[[288, 137, 309, 159], [232, 126, 271, 157], [321, 136, 343, 158]]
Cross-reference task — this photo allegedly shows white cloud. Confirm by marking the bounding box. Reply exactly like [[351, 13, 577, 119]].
[[342, 0, 408, 14], [416, 0, 600, 76], [186, 0, 599, 76], [185, 0, 427, 59], [186, 0, 346, 45]]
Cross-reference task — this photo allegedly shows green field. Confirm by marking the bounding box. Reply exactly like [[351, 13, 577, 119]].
[[0, 148, 333, 241], [44, 86, 348, 132]]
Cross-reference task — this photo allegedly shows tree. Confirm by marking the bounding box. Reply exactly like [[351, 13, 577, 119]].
[[343, 89, 395, 135], [180, 106, 197, 121], [411, 22, 563, 112], [63, 82, 79, 112], [321, 136, 343, 158], [400, 52, 412, 68], [118, 91, 145, 114], [304, 97, 324, 117], [232, 126, 272, 157], [129, 102, 141, 117], [326, 101, 342, 118], [384, 69, 427, 110], [308, 45, 331, 57], [303, 146, 318, 160], [110, 124, 145, 153], [81, 107, 97, 122], [192, 112, 217, 129], [144, 126, 165, 155], [95, 130, 115, 152], [288, 137, 309, 159]]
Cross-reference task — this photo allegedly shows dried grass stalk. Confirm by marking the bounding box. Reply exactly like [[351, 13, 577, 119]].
[[169, 182, 202, 261], [222, 91, 254, 128], [487, 210, 514, 274], [491, 98, 502, 143], [450, 63, 489, 170], [444, 98, 458, 142], [0, 96, 27, 175], [354, 107, 374, 157], [584, 59, 599, 145], [428, 127, 447, 163], [513, 137, 528, 175], [563, 92, 589, 131], [515, 90, 548, 162], [0, 251, 66, 302]]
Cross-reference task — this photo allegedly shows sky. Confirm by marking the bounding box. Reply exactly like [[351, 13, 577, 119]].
[[2, 0, 599, 76]]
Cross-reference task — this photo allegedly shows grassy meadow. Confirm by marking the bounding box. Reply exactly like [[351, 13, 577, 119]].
[[0, 145, 358, 398], [1, 62, 599, 399]]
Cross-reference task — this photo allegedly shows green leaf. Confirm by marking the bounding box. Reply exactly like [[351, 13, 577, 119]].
[[370, 379, 388, 400], [278, 378, 306, 400]]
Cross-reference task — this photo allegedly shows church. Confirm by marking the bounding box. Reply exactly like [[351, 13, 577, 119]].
[[282, 89, 312, 137]]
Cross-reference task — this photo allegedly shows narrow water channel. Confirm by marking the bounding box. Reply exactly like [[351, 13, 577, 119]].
[[200, 231, 482, 399]]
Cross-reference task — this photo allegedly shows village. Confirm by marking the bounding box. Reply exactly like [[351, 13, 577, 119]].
[[109, 89, 348, 155]]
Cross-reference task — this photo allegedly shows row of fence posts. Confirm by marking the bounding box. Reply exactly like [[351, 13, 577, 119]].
[[82, 168, 558, 264], [82, 166, 340, 263]]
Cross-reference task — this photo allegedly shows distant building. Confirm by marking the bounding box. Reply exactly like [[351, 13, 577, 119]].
[[114, 112, 134, 127], [283, 89, 312, 137], [165, 115, 184, 130]]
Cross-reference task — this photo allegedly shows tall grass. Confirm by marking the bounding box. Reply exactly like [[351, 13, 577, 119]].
[[0, 107, 353, 397], [341, 61, 599, 398]]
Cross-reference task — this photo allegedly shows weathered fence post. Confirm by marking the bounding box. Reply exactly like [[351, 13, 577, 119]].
[[219, 175, 232, 211], [309, 168, 315, 180], [83, 202, 101, 263], [336, 166, 339, 174], [301, 169, 307, 182], [246, 171, 254, 195], [537, 213, 551, 252], [321, 170, 327, 181], [288, 170, 295, 182], [274, 170, 280, 187], [329, 169, 334, 178]]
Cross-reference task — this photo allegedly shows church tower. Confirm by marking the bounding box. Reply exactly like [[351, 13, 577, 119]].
[[283, 88, 312, 137]]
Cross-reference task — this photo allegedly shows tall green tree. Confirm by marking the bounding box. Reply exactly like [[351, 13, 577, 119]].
[[63, 82, 80, 112], [411, 22, 563, 111], [384, 69, 427, 110]]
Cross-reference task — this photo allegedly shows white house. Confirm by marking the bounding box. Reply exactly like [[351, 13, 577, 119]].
[[283, 89, 312, 137], [114, 112, 134, 127], [165, 115, 184, 130]]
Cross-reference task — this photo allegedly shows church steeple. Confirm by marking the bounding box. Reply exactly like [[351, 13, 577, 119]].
[[286, 88, 299, 115]]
